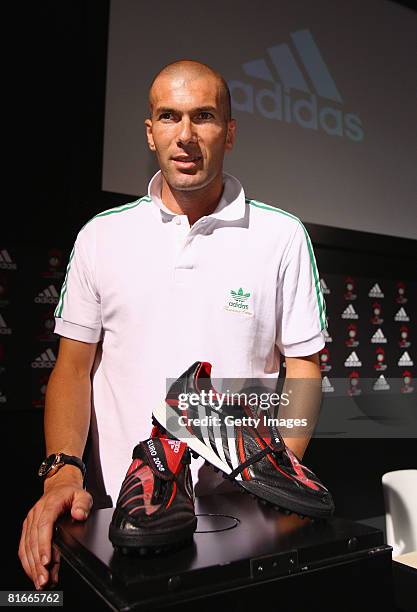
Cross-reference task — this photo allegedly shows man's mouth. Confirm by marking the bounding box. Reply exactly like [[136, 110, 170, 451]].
[[171, 155, 202, 168]]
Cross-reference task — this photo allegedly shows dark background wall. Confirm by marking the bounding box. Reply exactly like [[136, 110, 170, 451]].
[[3, 0, 416, 591]]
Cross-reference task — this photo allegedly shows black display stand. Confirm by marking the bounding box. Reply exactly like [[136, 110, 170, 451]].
[[54, 492, 395, 611]]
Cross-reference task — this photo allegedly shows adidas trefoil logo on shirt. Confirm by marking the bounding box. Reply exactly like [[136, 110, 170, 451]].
[[225, 287, 253, 316]]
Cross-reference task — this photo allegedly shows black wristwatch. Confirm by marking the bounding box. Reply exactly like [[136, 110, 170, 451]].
[[38, 452, 86, 481]]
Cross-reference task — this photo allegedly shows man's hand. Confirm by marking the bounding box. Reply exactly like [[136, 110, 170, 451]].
[[18, 467, 93, 590]]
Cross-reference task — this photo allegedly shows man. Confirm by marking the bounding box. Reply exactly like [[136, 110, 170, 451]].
[[19, 60, 326, 589]]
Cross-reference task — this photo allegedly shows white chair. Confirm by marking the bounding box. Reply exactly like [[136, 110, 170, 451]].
[[382, 469, 417, 557]]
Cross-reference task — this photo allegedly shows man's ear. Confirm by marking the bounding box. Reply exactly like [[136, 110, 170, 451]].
[[145, 118, 156, 151], [225, 119, 236, 151]]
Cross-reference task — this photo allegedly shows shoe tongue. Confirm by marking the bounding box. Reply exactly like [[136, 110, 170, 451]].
[[133, 437, 187, 480], [160, 438, 187, 473]]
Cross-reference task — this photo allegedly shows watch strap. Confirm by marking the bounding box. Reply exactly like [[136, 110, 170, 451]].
[[38, 452, 86, 480], [58, 453, 86, 478]]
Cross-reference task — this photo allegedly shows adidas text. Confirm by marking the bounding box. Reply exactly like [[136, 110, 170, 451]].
[[229, 30, 364, 142]]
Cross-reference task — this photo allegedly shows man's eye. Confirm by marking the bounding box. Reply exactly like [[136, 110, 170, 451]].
[[159, 112, 173, 120], [197, 112, 213, 120]]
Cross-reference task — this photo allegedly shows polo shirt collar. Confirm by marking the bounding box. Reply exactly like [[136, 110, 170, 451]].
[[147, 170, 246, 223]]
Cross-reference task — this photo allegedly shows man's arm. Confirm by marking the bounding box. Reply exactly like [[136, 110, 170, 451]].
[[44, 337, 96, 466], [18, 337, 98, 590], [279, 352, 322, 460]]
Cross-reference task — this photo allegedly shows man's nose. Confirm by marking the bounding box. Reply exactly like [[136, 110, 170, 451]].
[[177, 117, 197, 145]]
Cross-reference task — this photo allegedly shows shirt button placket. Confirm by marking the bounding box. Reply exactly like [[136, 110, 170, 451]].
[[173, 216, 195, 284]]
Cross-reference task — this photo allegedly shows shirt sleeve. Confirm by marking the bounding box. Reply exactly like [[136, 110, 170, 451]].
[[54, 221, 102, 343], [275, 221, 327, 357]]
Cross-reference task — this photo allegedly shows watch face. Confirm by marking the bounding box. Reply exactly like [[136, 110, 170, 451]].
[[38, 454, 57, 477]]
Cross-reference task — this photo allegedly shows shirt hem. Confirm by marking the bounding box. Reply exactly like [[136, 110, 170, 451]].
[[54, 318, 102, 343]]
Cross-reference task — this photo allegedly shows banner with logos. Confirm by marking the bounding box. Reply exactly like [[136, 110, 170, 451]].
[[0, 242, 414, 425], [0, 245, 68, 411]]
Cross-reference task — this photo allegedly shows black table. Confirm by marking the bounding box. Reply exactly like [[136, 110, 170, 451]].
[[54, 492, 395, 611]]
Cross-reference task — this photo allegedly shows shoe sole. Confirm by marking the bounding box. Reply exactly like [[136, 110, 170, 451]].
[[109, 516, 197, 552], [153, 402, 333, 520]]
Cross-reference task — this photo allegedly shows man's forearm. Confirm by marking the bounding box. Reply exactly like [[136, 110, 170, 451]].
[[279, 354, 322, 459], [43, 365, 92, 484]]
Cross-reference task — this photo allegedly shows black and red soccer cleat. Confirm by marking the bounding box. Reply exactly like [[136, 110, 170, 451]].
[[152, 362, 334, 519], [109, 426, 197, 554]]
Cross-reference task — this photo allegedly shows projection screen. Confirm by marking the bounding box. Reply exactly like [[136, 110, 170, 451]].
[[102, 0, 417, 240]]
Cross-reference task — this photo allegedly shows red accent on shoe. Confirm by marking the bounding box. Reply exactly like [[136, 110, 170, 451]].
[[160, 438, 187, 475], [127, 458, 142, 476], [285, 449, 320, 491], [166, 480, 177, 509]]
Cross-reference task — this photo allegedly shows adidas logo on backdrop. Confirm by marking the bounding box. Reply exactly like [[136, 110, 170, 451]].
[[368, 283, 384, 298], [35, 285, 59, 305], [342, 305, 358, 319], [31, 348, 56, 369], [344, 351, 362, 367], [371, 329, 387, 344], [395, 308, 409, 322], [228, 29, 363, 141], [322, 376, 334, 393], [320, 278, 330, 294], [0, 314, 11, 335], [323, 328, 333, 343], [373, 375, 390, 391], [398, 352, 413, 367], [0, 249, 17, 270]]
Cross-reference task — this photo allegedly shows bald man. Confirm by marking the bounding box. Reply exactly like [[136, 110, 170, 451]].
[[19, 60, 325, 589]]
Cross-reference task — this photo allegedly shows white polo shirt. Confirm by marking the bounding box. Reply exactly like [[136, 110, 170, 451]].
[[54, 171, 326, 505]]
